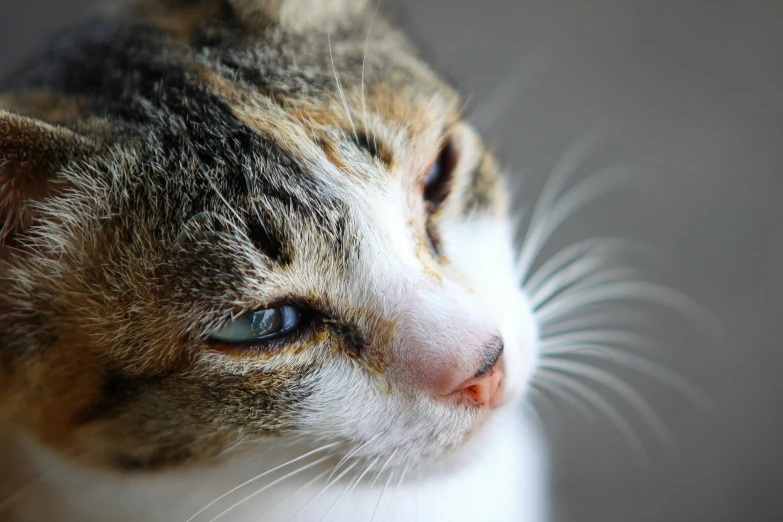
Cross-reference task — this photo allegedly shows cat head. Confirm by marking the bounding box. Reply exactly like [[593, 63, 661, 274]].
[[0, 0, 537, 471]]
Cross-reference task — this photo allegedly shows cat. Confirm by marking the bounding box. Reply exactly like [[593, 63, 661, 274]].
[[0, 0, 551, 520]]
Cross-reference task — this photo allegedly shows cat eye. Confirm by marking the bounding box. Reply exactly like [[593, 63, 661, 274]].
[[424, 141, 457, 209], [208, 306, 301, 343]]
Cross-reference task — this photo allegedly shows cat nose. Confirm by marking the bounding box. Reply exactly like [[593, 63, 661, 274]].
[[441, 339, 504, 408], [391, 289, 506, 408]]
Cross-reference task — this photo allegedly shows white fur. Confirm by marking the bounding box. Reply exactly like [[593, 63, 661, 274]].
[[6, 408, 545, 522]]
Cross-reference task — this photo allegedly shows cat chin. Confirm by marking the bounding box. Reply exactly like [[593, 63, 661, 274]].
[[3, 408, 546, 522]]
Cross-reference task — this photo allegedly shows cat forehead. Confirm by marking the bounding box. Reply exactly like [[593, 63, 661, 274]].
[[195, 21, 462, 174], [38, 20, 468, 282], [57, 16, 457, 161], [87, 24, 462, 220]]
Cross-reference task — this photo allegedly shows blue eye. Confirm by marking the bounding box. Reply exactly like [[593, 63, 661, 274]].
[[209, 306, 301, 343]]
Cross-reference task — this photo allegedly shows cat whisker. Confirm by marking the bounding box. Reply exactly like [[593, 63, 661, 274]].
[[527, 251, 611, 298], [327, 27, 359, 143], [530, 257, 619, 309], [516, 127, 606, 281], [369, 449, 398, 522], [523, 236, 660, 293], [540, 328, 656, 352], [207, 454, 333, 522], [536, 369, 647, 459], [185, 442, 339, 522], [539, 309, 649, 337], [542, 342, 711, 409], [389, 464, 408, 522], [326, 432, 383, 485], [530, 376, 596, 422], [518, 165, 642, 283], [535, 280, 722, 339], [323, 456, 378, 522], [533, 267, 642, 313], [215, 434, 256, 457], [540, 358, 673, 448], [520, 391, 548, 430], [257, 469, 331, 522], [284, 459, 359, 522], [318, 466, 363, 522]]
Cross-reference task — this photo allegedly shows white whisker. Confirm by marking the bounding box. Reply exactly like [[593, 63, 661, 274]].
[[285, 460, 359, 522], [521, 165, 641, 274], [185, 442, 338, 522], [516, 127, 606, 281], [539, 309, 648, 337], [326, 432, 382, 485], [319, 467, 363, 522], [521, 389, 549, 428], [531, 376, 596, 422], [327, 27, 358, 143], [208, 455, 332, 522], [542, 343, 711, 409], [540, 329, 656, 352], [524, 236, 658, 291], [540, 358, 672, 448], [369, 456, 397, 522], [388, 464, 408, 522], [324, 456, 379, 522], [534, 267, 641, 314], [257, 469, 331, 521], [530, 256, 614, 309], [535, 281, 722, 338], [537, 369, 646, 459]]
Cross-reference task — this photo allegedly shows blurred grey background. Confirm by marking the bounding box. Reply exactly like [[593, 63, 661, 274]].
[[1, 0, 780, 521]]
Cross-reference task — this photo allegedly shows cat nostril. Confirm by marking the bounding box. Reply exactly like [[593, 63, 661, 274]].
[[449, 353, 504, 408]]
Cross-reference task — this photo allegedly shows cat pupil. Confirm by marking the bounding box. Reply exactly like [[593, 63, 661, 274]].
[[424, 142, 457, 209]]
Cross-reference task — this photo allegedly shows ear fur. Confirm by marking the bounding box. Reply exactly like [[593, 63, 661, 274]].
[[0, 111, 94, 244], [137, 0, 370, 32], [228, 0, 369, 30]]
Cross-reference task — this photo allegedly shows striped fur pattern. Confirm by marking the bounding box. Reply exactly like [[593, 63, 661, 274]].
[[0, 1, 540, 520]]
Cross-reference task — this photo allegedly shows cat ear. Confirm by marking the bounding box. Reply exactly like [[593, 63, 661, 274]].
[[0, 110, 94, 244], [228, 0, 369, 31]]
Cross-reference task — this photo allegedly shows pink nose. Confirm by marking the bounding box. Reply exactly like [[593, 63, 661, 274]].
[[390, 290, 506, 408], [443, 348, 504, 407], [449, 354, 504, 407]]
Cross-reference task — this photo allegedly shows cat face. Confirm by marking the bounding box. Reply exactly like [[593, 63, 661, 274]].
[[0, 0, 537, 471]]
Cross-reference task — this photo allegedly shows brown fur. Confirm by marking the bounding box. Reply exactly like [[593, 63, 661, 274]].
[[0, 0, 505, 472]]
